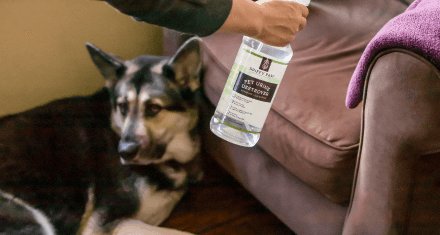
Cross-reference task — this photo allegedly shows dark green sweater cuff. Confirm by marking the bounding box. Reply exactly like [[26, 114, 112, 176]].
[[131, 0, 233, 37]]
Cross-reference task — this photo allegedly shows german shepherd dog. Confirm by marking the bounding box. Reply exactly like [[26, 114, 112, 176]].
[[0, 37, 204, 235]]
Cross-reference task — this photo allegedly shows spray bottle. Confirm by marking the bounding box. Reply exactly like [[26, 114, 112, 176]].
[[210, 0, 310, 147]]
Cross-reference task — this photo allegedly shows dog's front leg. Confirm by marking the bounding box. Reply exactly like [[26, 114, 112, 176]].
[[133, 178, 186, 226]]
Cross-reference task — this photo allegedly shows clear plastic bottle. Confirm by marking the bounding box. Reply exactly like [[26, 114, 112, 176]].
[[210, 0, 310, 147]]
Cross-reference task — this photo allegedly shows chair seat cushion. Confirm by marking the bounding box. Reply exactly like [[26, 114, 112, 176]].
[[201, 0, 407, 203]]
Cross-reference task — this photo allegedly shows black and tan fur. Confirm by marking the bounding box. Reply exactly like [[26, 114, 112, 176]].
[[0, 37, 203, 235]]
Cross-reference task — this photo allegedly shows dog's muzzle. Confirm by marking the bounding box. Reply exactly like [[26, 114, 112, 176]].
[[118, 139, 169, 165]]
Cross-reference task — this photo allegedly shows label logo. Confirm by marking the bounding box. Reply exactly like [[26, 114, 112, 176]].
[[259, 57, 272, 72]]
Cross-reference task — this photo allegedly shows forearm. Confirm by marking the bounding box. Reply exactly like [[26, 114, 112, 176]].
[[218, 0, 263, 38], [105, 0, 233, 37]]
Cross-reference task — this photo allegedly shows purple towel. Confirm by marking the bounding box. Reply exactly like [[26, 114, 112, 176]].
[[345, 0, 440, 109]]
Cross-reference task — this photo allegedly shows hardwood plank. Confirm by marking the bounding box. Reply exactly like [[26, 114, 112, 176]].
[[162, 155, 296, 235]]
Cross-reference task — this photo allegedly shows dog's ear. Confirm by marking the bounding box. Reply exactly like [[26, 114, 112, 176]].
[[164, 37, 202, 92], [86, 42, 126, 88]]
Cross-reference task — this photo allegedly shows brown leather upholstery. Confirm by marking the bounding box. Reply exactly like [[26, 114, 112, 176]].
[[201, 0, 408, 203]]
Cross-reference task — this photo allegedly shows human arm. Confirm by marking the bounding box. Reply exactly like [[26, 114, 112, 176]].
[[104, 0, 308, 47], [104, 0, 233, 37]]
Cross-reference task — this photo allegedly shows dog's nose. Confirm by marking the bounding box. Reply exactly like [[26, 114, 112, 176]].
[[118, 141, 140, 161]]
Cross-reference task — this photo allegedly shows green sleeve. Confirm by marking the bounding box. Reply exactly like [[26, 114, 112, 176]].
[[128, 0, 233, 37]]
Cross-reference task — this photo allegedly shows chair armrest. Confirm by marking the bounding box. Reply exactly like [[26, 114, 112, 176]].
[[343, 50, 440, 234]]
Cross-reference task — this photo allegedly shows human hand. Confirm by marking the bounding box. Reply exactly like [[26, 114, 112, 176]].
[[219, 0, 309, 47], [256, 0, 309, 46]]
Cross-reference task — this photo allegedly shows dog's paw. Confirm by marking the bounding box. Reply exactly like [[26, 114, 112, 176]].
[[113, 219, 195, 235]]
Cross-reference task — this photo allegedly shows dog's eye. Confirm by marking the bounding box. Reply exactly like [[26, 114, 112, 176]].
[[145, 103, 162, 117], [117, 102, 129, 117]]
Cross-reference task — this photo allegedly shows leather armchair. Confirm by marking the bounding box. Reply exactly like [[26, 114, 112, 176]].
[[163, 0, 440, 234]]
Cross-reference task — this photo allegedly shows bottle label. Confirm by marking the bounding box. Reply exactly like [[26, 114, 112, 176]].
[[215, 43, 288, 132], [233, 72, 278, 103]]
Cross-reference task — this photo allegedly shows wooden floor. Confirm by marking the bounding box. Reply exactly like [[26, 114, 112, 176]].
[[162, 156, 296, 235]]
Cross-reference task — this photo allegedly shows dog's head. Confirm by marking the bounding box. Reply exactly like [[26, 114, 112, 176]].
[[86, 37, 203, 166]]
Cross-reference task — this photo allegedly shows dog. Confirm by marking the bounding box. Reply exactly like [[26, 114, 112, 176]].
[[0, 37, 204, 235]]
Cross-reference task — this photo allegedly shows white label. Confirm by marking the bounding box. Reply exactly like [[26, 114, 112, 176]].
[[215, 43, 289, 132]]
